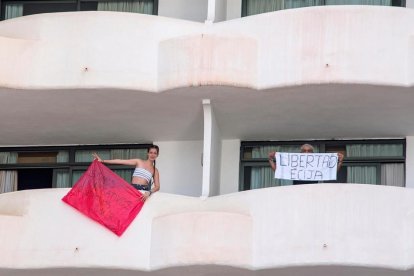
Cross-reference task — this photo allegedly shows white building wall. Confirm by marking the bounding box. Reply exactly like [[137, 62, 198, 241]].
[[2, 185, 414, 274], [220, 139, 241, 194], [226, 0, 242, 20], [214, 0, 228, 22], [158, 0, 229, 23], [158, 0, 208, 22], [2, 7, 414, 91], [407, 0, 414, 9], [153, 140, 203, 197], [406, 136, 414, 188]]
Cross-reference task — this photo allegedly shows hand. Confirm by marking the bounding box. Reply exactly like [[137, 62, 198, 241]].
[[140, 192, 150, 202], [92, 152, 102, 162], [338, 152, 344, 162]]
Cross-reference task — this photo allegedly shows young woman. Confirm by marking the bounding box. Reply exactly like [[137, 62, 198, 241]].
[[92, 145, 160, 201]]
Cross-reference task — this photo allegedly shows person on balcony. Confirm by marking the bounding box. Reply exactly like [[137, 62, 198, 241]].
[[268, 144, 344, 185], [92, 145, 160, 201]]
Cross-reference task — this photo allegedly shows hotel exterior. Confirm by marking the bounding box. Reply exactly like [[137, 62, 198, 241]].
[[1, 1, 414, 275]]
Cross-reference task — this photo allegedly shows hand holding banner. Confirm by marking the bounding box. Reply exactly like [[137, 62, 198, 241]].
[[275, 152, 339, 181]]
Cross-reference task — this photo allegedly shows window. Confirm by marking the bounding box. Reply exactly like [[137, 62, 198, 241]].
[[241, 0, 405, 17], [1, 0, 158, 21], [240, 139, 405, 190], [0, 144, 151, 193], [17, 151, 69, 164]]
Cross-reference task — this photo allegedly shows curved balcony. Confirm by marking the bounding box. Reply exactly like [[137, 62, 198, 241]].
[[0, 6, 414, 145], [0, 184, 413, 275], [0, 6, 413, 90]]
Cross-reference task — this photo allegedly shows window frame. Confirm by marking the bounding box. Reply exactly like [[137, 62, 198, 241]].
[[239, 139, 406, 191], [0, 143, 153, 189], [241, 0, 406, 17], [0, 0, 159, 20]]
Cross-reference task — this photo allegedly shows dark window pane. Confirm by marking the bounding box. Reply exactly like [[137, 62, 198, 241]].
[[18, 168, 53, 190], [23, 2, 77, 16], [80, 2, 98, 11]]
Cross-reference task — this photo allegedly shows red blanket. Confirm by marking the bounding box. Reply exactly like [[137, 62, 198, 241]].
[[62, 160, 144, 236]]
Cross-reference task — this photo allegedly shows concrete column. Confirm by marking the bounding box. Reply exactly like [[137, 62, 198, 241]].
[[206, 0, 228, 23], [406, 136, 414, 188], [206, 0, 216, 23], [201, 99, 222, 197]]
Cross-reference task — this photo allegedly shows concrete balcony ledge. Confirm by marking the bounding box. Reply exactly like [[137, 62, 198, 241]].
[[1, 184, 414, 275], [0, 6, 413, 91]]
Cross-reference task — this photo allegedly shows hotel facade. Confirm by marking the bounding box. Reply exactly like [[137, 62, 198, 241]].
[[1, 1, 414, 275]]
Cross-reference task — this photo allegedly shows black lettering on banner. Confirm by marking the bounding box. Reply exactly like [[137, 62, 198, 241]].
[[316, 155, 323, 167], [306, 155, 314, 168], [291, 154, 298, 167], [306, 170, 312, 180], [277, 153, 338, 181], [298, 169, 304, 179], [328, 156, 338, 168], [322, 155, 330, 168], [314, 170, 323, 180], [299, 154, 306, 168], [280, 154, 288, 166], [290, 168, 297, 179]]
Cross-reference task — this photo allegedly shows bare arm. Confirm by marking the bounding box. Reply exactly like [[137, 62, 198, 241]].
[[92, 153, 139, 166], [268, 151, 277, 172], [151, 169, 160, 193]]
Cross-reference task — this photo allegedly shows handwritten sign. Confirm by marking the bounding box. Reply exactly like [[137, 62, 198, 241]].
[[275, 152, 338, 181]]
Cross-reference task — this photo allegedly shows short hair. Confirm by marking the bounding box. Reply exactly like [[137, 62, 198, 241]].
[[300, 144, 314, 152]]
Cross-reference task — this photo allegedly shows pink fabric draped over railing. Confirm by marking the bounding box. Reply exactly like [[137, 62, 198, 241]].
[[62, 160, 144, 236]]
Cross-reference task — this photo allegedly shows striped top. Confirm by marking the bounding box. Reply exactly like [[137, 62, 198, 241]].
[[132, 167, 153, 183]]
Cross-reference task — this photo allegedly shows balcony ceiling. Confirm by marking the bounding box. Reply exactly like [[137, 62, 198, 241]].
[[0, 84, 413, 145]]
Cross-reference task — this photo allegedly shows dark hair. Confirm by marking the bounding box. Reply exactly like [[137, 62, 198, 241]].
[[148, 145, 159, 181], [148, 144, 159, 155]]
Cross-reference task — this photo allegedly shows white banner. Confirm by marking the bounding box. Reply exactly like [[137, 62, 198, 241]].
[[275, 152, 338, 181]]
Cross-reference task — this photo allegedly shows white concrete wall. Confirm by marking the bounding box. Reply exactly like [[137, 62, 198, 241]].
[[158, 0, 208, 22], [153, 140, 203, 197], [2, 7, 414, 90], [1, 185, 414, 274], [407, 0, 414, 9], [226, 0, 242, 20], [406, 136, 414, 188], [215, 0, 228, 22], [220, 139, 240, 194]]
